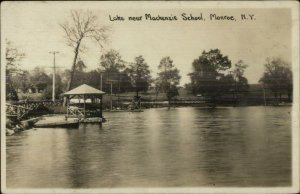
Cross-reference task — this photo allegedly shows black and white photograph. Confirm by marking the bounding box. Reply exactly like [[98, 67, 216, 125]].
[[1, 1, 299, 193]]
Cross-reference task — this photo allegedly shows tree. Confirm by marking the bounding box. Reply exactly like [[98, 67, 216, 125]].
[[75, 60, 87, 72], [259, 57, 292, 101], [86, 70, 101, 89], [6, 40, 25, 101], [184, 83, 193, 95], [118, 70, 132, 93], [231, 60, 249, 99], [99, 50, 125, 71], [233, 60, 248, 78], [60, 10, 110, 90], [156, 57, 181, 106], [218, 74, 235, 97], [188, 49, 231, 103], [70, 60, 89, 88], [29, 67, 52, 92], [128, 56, 152, 96], [12, 70, 31, 93], [98, 50, 127, 93], [61, 69, 72, 90]]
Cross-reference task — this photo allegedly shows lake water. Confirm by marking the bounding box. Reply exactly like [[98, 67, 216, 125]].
[[6, 106, 291, 188]]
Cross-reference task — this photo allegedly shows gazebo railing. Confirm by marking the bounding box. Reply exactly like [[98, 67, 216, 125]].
[[67, 106, 84, 118]]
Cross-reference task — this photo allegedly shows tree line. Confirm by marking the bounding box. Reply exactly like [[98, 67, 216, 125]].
[[6, 40, 293, 105], [186, 49, 292, 104], [5, 41, 182, 104], [5, 10, 293, 105]]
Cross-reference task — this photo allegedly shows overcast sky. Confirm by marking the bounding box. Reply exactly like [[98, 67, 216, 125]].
[[2, 1, 293, 85]]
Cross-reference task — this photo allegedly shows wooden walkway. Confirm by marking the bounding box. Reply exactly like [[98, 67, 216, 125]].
[[6, 100, 62, 120], [6, 98, 206, 120]]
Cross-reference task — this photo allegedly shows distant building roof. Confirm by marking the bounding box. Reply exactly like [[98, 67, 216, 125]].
[[64, 84, 105, 95]]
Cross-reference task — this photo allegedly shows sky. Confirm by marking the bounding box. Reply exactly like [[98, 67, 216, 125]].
[[2, 1, 293, 85]]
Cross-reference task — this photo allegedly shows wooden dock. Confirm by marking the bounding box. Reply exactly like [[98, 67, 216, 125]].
[[34, 115, 79, 128], [33, 115, 106, 128]]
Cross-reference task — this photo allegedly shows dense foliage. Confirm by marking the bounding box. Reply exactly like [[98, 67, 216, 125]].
[[259, 58, 292, 101], [127, 56, 152, 96], [156, 57, 181, 105], [6, 38, 292, 105], [6, 40, 25, 101], [188, 49, 232, 102]]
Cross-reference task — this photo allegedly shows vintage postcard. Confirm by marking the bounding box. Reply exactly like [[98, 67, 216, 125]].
[[1, 1, 299, 193]]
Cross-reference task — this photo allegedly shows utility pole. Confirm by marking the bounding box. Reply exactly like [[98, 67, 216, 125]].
[[100, 73, 103, 91], [49, 51, 59, 102], [263, 84, 267, 106], [110, 82, 113, 110], [99, 69, 104, 91], [106, 79, 117, 110]]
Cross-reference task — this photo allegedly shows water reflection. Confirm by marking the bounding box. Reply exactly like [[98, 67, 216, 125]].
[[6, 107, 291, 188]]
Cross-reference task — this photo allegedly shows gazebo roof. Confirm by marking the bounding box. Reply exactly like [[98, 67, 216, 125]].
[[64, 84, 105, 95]]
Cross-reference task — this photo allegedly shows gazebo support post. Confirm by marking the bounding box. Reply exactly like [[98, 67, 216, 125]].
[[83, 94, 86, 119]]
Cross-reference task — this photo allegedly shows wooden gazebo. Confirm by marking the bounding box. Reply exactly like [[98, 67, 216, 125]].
[[64, 84, 105, 121]]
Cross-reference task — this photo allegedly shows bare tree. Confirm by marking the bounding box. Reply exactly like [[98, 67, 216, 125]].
[[6, 39, 25, 101], [60, 10, 110, 90]]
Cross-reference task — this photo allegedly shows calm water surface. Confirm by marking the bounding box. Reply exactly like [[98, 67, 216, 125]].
[[6, 107, 291, 188]]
